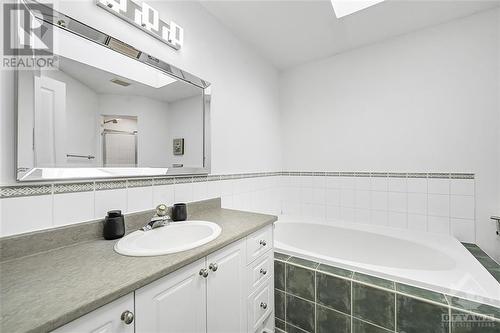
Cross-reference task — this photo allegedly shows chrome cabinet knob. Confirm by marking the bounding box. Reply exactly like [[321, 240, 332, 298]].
[[199, 268, 209, 278], [209, 263, 218, 272], [260, 302, 268, 309], [259, 240, 267, 246], [260, 268, 267, 275], [121, 310, 134, 325]]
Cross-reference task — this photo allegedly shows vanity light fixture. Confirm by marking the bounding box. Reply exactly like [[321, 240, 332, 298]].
[[96, 0, 184, 50], [330, 0, 385, 18]]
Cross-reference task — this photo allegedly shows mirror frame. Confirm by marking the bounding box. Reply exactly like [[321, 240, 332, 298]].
[[16, 0, 211, 182]]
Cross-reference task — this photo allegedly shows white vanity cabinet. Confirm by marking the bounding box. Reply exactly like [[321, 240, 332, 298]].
[[52, 293, 135, 333], [52, 225, 274, 333]]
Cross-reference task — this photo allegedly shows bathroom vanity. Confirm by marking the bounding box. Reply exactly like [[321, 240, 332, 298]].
[[0, 199, 277, 333]]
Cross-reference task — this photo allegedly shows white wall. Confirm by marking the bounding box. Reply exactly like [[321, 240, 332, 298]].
[[279, 9, 500, 259]]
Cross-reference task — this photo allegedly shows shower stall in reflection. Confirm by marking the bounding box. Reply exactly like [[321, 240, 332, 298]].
[[101, 116, 138, 167]]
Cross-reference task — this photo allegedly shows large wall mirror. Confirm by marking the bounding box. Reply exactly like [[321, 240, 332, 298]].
[[16, 3, 210, 181]]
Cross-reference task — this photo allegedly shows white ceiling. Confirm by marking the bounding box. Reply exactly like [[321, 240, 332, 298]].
[[200, 0, 500, 70]]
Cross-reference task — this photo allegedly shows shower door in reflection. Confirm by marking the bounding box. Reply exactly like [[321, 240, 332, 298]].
[[102, 116, 138, 167]]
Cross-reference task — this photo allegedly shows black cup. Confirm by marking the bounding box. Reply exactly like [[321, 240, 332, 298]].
[[103, 210, 125, 240], [171, 203, 187, 221]]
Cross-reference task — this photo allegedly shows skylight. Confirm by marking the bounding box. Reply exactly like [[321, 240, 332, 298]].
[[330, 0, 385, 18]]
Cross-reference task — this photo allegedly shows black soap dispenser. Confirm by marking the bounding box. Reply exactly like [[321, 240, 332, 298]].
[[103, 210, 125, 240]]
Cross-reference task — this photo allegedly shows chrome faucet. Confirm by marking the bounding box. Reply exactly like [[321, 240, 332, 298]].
[[141, 204, 171, 231]]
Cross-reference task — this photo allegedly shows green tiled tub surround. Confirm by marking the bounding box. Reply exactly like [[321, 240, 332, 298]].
[[274, 252, 500, 333], [462, 243, 500, 283]]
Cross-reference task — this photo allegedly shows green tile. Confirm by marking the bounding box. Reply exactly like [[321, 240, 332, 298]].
[[478, 257, 500, 270], [450, 309, 500, 333], [447, 296, 500, 321], [396, 283, 448, 305], [276, 329, 286, 333], [286, 323, 309, 333], [288, 256, 319, 269], [286, 294, 315, 332], [316, 304, 351, 333], [275, 260, 286, 291], [275, 317, 286, 331], [286, 263, 315, 301], [275, 289, 285, 320], [317, 263, 353, 279], [353, 272, 395, 290], [275, 252, 291, 261], [397, 294, 449, 333], [353, 283, 395, 330], [352, 319, 393, 333], [316, 272, 351, 315]]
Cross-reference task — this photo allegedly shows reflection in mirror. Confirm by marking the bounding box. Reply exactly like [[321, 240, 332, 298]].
[[17, 49, 206, 180]]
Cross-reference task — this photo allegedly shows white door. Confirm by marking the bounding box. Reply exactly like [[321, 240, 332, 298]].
[[34, 75, 66, 166], [51, 293, 134, 333], [135, 258, 207, 333], [206, 239, 247, 333]]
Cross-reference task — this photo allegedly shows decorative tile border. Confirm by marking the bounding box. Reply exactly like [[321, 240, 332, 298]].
[[462, 243, 500, 282], [274, 252, 499, 333], [0, 171, 475, 199]]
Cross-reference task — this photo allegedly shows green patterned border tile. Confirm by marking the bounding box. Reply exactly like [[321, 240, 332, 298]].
[[53, 182, 94, 194], [0, 184, 52, 198], [339, 172, 356, 177], [325, 172, 340, 177], [355, 172, 370, 177], [396, 283, 448, 305], [153, 177, 174, 185], [451, 173, 474, 179], [353, 272, 395, 290], [428, 173, 451, 179], [192, 176, 208, 183], [408, 172, 428, 178], [127, 179, 153, 188], [370, 172, 388, 177], [95, 180, 127, 190], [388, 172, 407, 178], [206, 175, 221, 181], [174, 177, 193, 184]]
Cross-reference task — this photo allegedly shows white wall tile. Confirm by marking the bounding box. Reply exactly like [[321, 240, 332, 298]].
[[303, 203, 325, 221], [312, 188, 326, 204], [371, 191, 388, 210], [340, 189, 356, 207], [355, 177, 371, 191], [340, 207, 355, 221], [355, 190, 370, 209], [53, 192, 94, 227], [371, 210, 388, 226], [127, 186, 153, 213], [388, 192, 407, 213], [282, 200, 300, 215], [326, 177, 342, 189], [407, 193, 427, 215], [428, 216, 450, 234], [388, 211, 407, 228], [174, 183, 193, 203], [428, 194, 450, 217], [301, 187, 314, 204], [340, 177, 356, 189], [388, 177, 407, 192], [355, 208, 370, 224], [326, 205, 340, 220], [311, 176, 325, 188], [428, 179, 450, 194], [221, 195, 233, 209], [370, 177, 388, 192], [219, 180, 233, 197], [192, 182, 209, 201], [206, 181, 221, 199], [153, 185, 174, 206], [95, 189, 127, 219], [407, 178, 427, 193], [1, 195, 53, 236], [451, 218, 475, 243], [325, 189, 340, 206], [450, 195, 474, 219], [408, 214, 427, 231], [450, 179, 474, 196]]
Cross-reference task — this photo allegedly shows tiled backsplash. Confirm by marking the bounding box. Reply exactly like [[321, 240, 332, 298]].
[[274, 252, 499, 333], [0, 172, 475, 241]]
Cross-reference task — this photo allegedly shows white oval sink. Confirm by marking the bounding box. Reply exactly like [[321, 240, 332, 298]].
[[114, 220, 222, 257]]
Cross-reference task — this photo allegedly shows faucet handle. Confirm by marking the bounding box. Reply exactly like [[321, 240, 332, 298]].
[[156, 204, 168, 217]]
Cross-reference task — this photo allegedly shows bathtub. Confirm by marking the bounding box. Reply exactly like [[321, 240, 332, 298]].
[[274, 216, 500, 308]]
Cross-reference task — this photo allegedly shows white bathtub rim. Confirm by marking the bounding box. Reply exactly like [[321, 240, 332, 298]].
[[274, 217, 500, 308]]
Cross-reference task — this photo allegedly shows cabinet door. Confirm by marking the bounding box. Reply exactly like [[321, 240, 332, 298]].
[[52, 294, 134, 333], [206, 239, 247, 333], [135, 258, 206, 333]]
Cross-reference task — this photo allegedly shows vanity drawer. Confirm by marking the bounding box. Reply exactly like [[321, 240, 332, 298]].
[[246, 225, 273, 264], [248, 250, 273, 293], [248, 278, 273, 332]]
